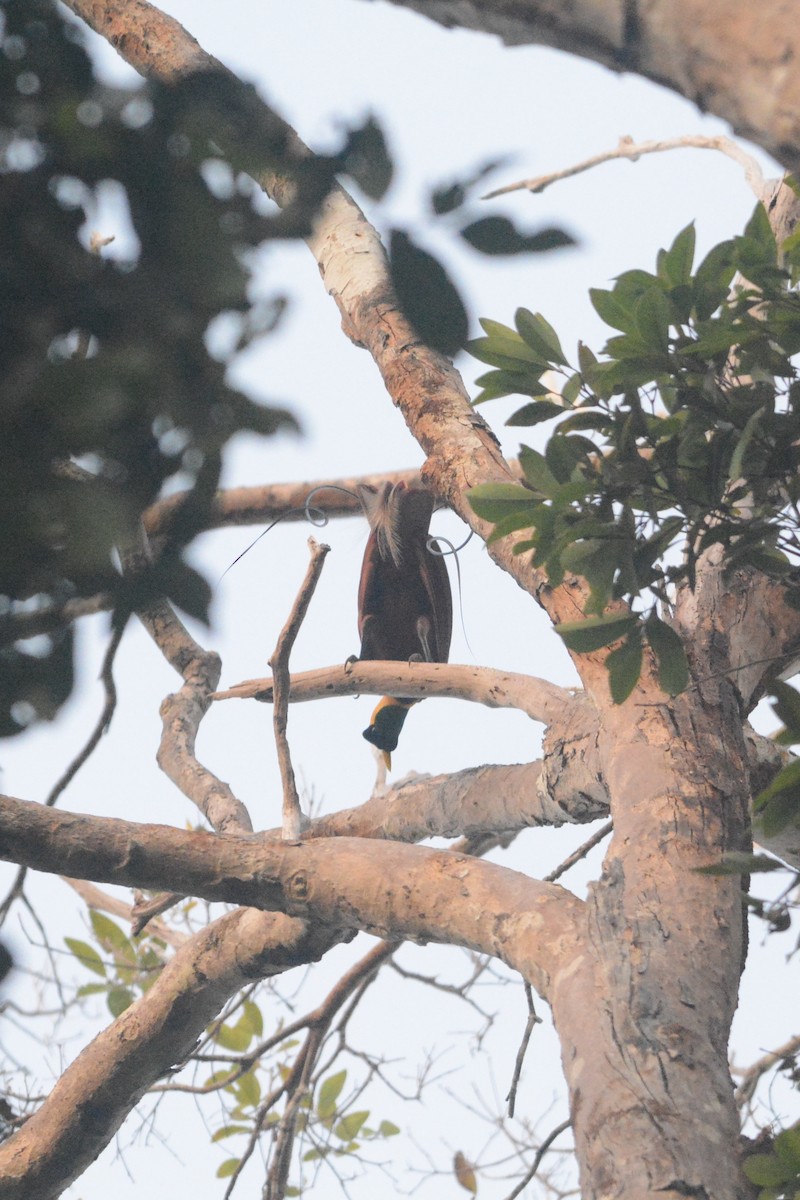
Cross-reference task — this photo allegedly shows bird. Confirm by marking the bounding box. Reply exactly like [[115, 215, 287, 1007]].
[[357, 481, 452, 767]]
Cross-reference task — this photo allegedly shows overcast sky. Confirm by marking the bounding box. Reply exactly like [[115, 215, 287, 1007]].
[[1, 2, 795, 1197]]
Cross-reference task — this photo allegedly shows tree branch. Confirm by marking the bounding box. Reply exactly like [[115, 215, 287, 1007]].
[[0, 905, 339, 1200], [376, 0, 800, 176], [0, 793, 582, 991], [483, 134, 771, 201], [62, 0, 588, 629], [214, 661, 574, 727], [307, 760, 606, 841]]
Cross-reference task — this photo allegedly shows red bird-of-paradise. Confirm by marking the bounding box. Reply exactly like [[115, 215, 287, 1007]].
[[357, 482, 452, 767]]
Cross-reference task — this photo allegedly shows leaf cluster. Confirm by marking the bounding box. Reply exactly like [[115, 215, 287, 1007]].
[[212, 1059, 400, 1188], [0, 0, 394, 735], [744, 1124, 800, 1200], [64, 909, 166, 1016], [469, 207, 800, 701]]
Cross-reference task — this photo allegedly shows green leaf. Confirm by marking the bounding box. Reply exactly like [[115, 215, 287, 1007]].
[[518, 446, 560, 497], [728, 406, 765, 483], [757, 789, 800, 838], [64, 937, 106, 977], [557, 612, 639, 653], [577, 341, 597, 373], [467, 483, 540, 522], [76, 982, 109, 997], [466, 334, 548, 369], [635, 287, 672, 354], [696, 852, 785, 876], [242, 998, 263, 1039], [590, 287, 634, 333], [646, 617, 689, 696], [561, 373, 583, 405], [333, 1111, 369, 1141], [107, 987, 135, 1017], [506, 399, 564, 426], [692, 239, 737, 319], [545, 435, 583, 484], [90, 911, 134, 958], [742, 201, 778, 263], [660, 222, 696, 286], [379, 1120, 401, 1137], [211, 1125, 252, 1141], [561, 539, 617, 615], [514, 307, 569, 365], [237, 1069, 261, 1109], [317, 1069, 347, 1119], [484, 507, 542, 544], [606, 631, 643, 704], [216, 1159, 240, 1179], [769, 681, 800, 742], [775, 1126, 800, 1172], [460, 216, 573, 256], [213, 1022, 254, 1052], [473, 368, 552, 400], [743, 1153, 792, 1187]]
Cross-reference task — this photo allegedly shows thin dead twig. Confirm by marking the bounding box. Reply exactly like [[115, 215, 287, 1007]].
[[224, 939, 396, 1200], [504, 1117, 572, 1200], [544, 821, 612, 883], [483, 134, 770, 201], [506, 983, 542, 1119], [0, 620, 125, 927], [734, 1032, 800, 1108], [269, 537, 330, 840]]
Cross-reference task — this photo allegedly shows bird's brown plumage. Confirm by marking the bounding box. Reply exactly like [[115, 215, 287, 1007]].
[[357, 482, 452, 764]]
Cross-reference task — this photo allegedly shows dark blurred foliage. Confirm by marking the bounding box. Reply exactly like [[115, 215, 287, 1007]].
[[0, 0, 343, 735], [0, 0, 568, 735]]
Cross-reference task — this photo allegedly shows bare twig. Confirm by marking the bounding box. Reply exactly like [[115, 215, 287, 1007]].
[[544, 822, 613, 883], [45, 617, 125, 809], [504, 1117, 572, 1200], [269, 538, 330, 839], [225, 939, 396, 1200], [483, 134, 770, 201], [0, 620, 126, 927], [130, 890, 185, 936], [62, 878, 188, 948], [734, 1033, 800, 1108], [506, 983, 542, 1118]]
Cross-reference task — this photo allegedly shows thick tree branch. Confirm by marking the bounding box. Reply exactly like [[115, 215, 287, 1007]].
[[0, 905, 338, 1200], [308, 760, 607, 841], [214, 660, 574, 727], [143, 468, 425, 539], [0, 793, 582, 992], [376, 0, 800, 176]]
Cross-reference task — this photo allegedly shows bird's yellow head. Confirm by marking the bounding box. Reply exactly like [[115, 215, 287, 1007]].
[[362, 696, 416, 769]]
